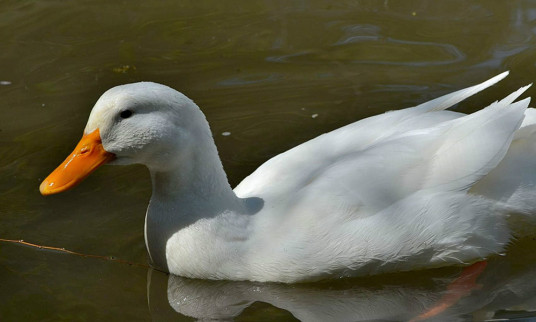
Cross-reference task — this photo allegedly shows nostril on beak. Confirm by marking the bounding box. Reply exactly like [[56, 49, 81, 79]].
[[80, 146, 90, 154]]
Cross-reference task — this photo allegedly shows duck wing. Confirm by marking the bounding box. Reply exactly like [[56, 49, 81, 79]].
[[234, 72, 512, 200]]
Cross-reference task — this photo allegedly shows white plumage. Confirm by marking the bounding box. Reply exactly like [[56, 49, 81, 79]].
[[43, 71, 536, 283]]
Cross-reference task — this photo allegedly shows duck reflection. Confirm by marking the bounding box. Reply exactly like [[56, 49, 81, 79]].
[[147, 240, 536, 321]]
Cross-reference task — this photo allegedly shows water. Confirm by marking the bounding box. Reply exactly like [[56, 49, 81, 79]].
[[1, 0, 536, 320]]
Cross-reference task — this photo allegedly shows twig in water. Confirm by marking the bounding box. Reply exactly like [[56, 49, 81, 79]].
[[0, 238, 149, 268]]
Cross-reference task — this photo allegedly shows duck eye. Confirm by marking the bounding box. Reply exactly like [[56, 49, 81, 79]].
[[120, 110, 133, 119]]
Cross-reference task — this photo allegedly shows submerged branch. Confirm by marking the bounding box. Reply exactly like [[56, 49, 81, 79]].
[[0, 238, 149, 268]]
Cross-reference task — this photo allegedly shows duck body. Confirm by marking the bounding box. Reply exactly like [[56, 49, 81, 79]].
[[41, 72, 536, 283]]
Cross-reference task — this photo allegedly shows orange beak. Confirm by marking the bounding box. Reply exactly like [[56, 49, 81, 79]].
[[39, 129, 116, 195]]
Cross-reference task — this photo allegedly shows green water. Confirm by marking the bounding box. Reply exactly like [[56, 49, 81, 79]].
[[2, 0, 536, 320]]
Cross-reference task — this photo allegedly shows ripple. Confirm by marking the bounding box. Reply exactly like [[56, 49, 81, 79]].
[[334, 24, 382, 45], [265, 36, 465, 67]]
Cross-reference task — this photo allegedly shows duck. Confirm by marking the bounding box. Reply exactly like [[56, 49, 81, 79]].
[[40, 71, 536, 283]]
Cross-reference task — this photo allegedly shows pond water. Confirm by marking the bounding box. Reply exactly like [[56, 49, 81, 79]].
[[2, 0, 536, 320]]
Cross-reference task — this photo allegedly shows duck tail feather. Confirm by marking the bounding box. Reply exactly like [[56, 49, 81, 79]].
[[414, 71, 509, 113]]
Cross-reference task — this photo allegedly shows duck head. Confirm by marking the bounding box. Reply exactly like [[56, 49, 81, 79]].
[[40, 82, 208, 195]]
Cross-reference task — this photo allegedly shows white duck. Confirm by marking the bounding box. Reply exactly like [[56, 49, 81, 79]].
[[40, 72, 536, 283]]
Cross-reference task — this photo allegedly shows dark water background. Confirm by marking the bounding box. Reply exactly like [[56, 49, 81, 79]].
[[2, 1, 536, 320]]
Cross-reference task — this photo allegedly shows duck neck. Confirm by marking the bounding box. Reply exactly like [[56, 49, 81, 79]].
[[144, 135, 244, 272]]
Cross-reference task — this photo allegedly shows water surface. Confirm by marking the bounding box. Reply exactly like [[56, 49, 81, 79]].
[[2, 1, 536, 320]]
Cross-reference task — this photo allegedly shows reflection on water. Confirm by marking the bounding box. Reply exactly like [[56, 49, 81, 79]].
[[147, 240, 536, 321], [2, 0, 536, 320]]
